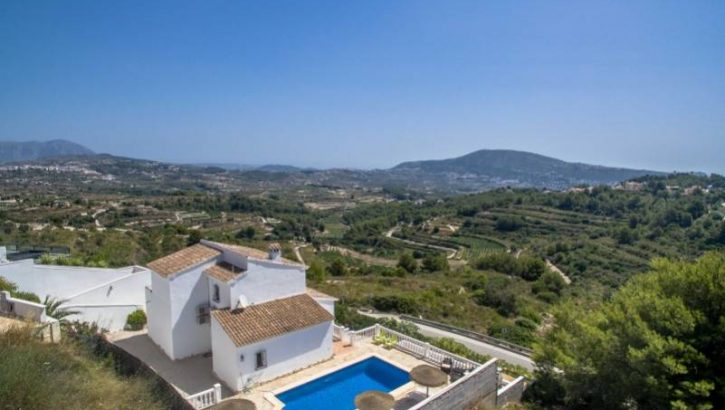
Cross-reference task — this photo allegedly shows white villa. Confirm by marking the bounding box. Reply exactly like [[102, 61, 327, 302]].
[[145, 240, 337, 391]]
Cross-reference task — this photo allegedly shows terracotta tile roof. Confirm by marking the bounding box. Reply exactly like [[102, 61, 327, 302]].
[[307, 287, 338, 300], [205, 262, 245, 282], [147, 244, 220, 277], [206, 241, 304, 267], [211, 294, 333, 347]]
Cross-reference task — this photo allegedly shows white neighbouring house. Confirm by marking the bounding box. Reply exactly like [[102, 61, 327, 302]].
[[145, 240, 336, 391], [0, 258, 151, 331]]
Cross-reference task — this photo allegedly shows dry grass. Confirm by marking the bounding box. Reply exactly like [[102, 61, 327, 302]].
[[0, 327, 170, 410]]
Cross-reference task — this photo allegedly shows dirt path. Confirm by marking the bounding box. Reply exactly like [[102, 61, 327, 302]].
[[384, 226, 460, 259], [92, 208, 107, 227], [293, 243, 308, 265], [546, 259, 572, 284], [322, 245, 398, 267]]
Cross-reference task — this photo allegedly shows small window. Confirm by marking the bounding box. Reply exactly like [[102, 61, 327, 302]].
[[197, 304, 210, 324], [213, 284, 220, 303], [255, 350, 267, 370]]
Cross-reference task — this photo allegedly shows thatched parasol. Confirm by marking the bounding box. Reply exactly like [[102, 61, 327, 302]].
[[354, 390, 395, 410], [410, 364, 448, 396], [209, 398, 257, 410]]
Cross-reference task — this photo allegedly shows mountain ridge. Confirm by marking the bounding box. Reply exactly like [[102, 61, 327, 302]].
[[0, 139, 94, 163], [1, 144, 671, 192], [389, 149, 662, 190]]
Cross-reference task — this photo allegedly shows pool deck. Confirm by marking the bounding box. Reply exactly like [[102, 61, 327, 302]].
[[240, 340, 447, 410]]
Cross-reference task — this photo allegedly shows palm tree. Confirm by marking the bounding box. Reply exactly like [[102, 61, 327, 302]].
[[43, 296, 79, 323]]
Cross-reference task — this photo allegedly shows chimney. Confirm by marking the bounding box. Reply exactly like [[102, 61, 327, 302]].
[[268, 243, 282, 261]]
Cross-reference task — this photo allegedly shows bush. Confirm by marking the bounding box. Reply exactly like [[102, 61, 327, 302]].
[[11, 291, 41, 303], [422, 253, 449, 272], [0, 276, 40, 303], [334, 303, 377, 330], [474, 252, 546, 281], [368, 295, 419, 314], [397, 252, 418, 274], [306, 260, 327, 282], [495, 216, 523, 232], [125, 310, 147, 330]]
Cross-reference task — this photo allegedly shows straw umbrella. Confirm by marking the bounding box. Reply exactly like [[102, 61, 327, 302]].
[[354, 390, 395, 410], [409, 364, 448, 397], [209, 398, 257, 410]]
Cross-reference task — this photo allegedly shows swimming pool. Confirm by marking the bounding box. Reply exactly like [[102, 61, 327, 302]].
[[276, 356, 410, 410]]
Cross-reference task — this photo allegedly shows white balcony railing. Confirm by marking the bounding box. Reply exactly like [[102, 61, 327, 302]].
[[187, 383, 221, 409], [347, 323, 480, 371]]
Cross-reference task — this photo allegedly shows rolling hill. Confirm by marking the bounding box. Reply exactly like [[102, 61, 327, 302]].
[[0, 139, 93, 163], [0, 146, 670, 193], [390, 149, 663, 190]]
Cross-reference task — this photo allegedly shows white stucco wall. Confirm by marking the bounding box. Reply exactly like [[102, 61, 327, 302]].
[[0, 260, 150, 331], [230, 261, 305, 307], [63, 269, 151, 331], [315, 298, 336, 316], [147, 271, 174, 358], [208, 277, 232, 310], [168, 261, 217, 359], [0, 260, 139, 299], [211, 316, 242, 391], [234, 321, 333, 389]]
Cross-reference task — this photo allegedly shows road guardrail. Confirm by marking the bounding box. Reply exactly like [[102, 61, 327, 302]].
[[400, 314, 534, 357]]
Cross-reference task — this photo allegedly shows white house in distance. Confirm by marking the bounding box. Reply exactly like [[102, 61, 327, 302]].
[[145, 240, 337, 391]]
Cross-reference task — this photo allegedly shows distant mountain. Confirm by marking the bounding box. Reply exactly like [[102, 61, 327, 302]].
[[1, 146, 668, 193], [255, 164, 314, 173], [390, 149, 663, 190], [0, 139, 94, 163]]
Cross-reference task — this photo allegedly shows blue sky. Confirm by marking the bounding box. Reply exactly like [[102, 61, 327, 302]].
[[0, 1, 723, 172]]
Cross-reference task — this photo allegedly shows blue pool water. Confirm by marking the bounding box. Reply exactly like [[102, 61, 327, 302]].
[[277, 357, 410, 410]]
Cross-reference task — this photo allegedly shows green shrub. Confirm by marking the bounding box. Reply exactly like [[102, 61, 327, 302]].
[[0, 276, 40, 303], [125, 310, 147, 330], [11, 291, 41, 303]]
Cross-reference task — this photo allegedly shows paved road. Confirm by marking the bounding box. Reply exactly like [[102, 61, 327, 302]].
[[413, 322, 535, 371], [359, 311, 535, 371]]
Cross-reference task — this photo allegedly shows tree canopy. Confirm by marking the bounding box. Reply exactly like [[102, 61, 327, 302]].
[[530, 251, 725, 410]]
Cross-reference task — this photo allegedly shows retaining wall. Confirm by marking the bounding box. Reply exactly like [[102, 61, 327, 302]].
[[411, 359, 499, 410]]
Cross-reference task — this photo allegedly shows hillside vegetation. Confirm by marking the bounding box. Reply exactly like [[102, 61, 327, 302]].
[[528, 251, 725, 410], [0, 326, 170, 410], [0, 173, 721, 349]]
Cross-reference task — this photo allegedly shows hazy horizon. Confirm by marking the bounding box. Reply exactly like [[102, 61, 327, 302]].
[[1, 1, 724, 173]]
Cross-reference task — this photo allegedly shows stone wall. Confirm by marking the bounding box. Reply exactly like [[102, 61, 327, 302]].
[[411, 359, 499, 410]]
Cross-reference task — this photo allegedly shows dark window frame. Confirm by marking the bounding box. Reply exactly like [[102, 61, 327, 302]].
[[255, 350, 267, 370]]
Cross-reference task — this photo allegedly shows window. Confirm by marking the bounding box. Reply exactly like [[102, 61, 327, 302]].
[[255, 350, 267, 370], [213, 284, 220, 303], [197, 304, 210, 324]]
